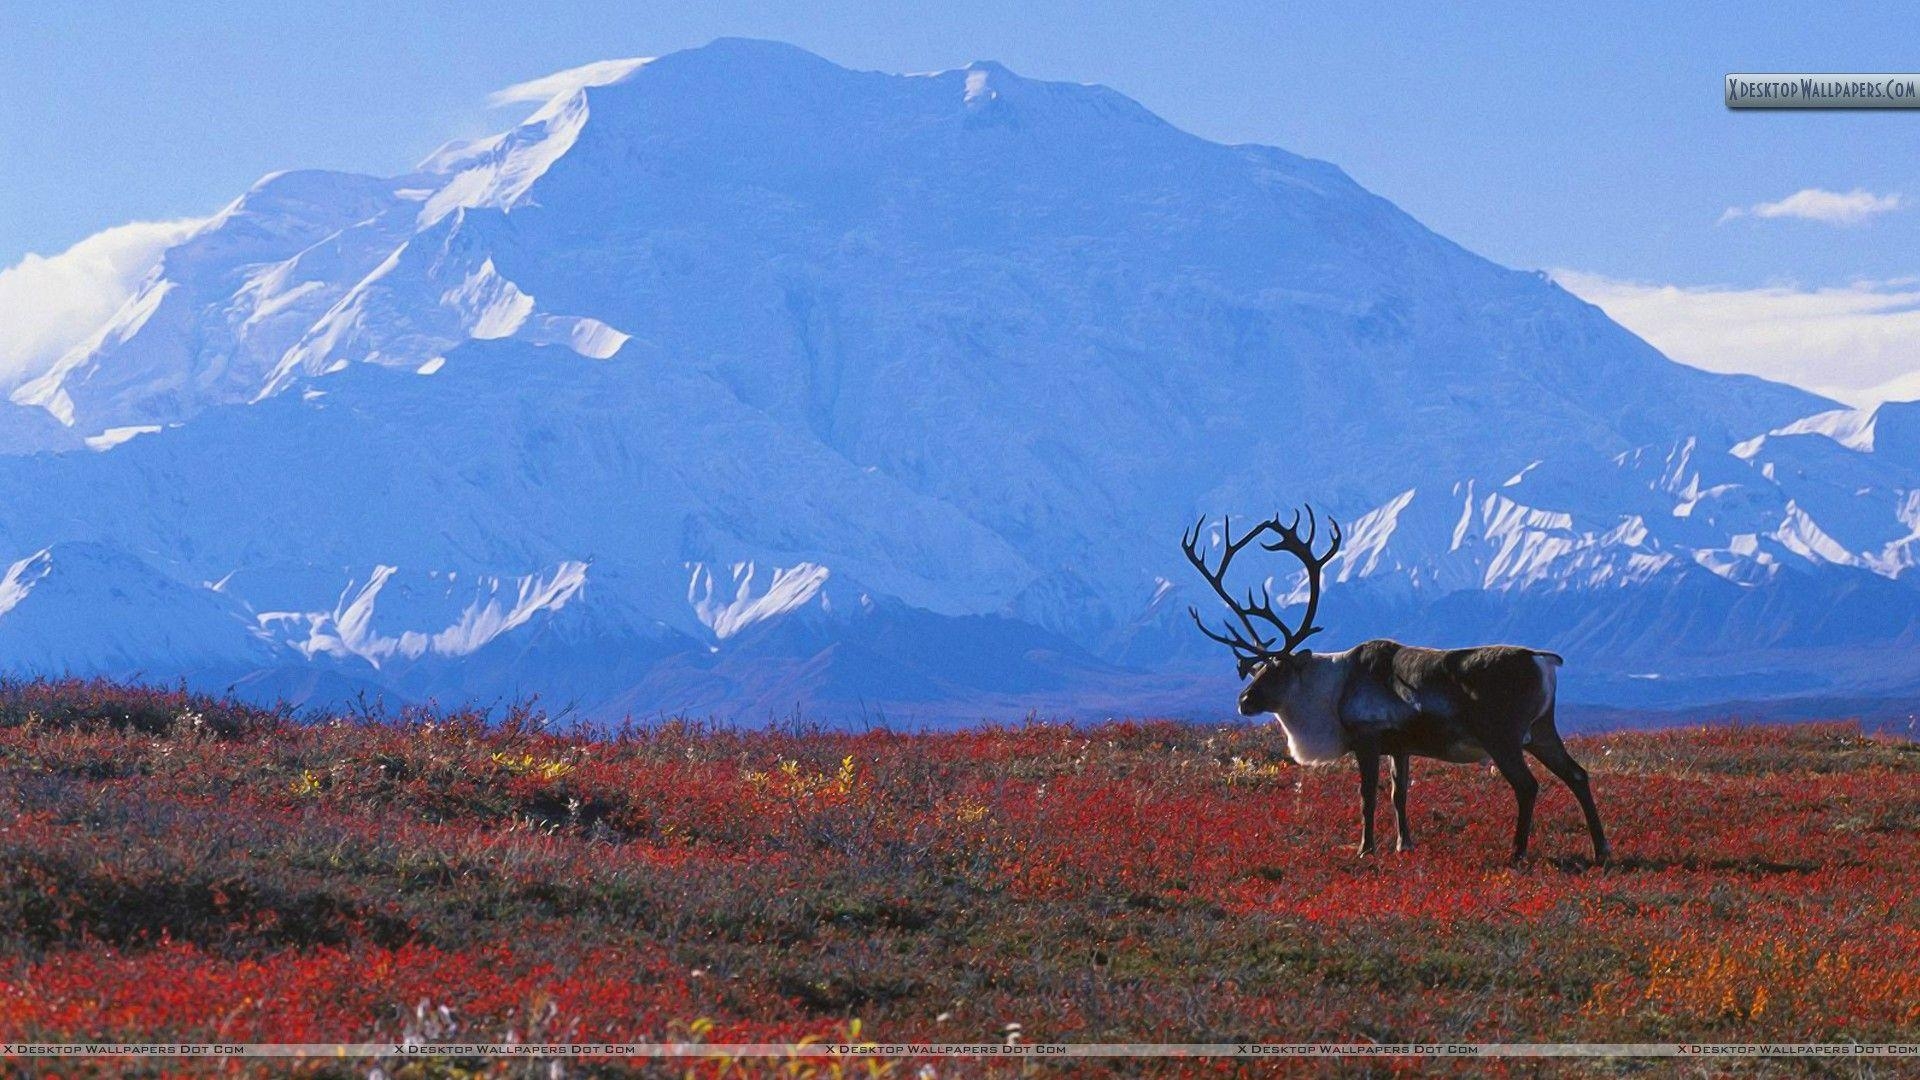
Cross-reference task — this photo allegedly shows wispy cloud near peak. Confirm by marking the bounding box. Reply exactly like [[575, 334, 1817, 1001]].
[[1719, 187, 1902, 226], [0, 218, 206, 392], [487, 58, 653, 108]]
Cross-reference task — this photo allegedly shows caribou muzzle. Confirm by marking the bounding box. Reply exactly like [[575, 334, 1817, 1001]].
[[1236, 686, 1261, 717]]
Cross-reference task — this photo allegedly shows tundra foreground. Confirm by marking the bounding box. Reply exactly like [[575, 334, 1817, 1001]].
[[0, 681, 1916, 1076]]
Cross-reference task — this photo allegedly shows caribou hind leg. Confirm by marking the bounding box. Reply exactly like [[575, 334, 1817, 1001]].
[[1388, 751, 1413, 851], [1525, 710, 1611, 863], [1486, 741, 1539, 863]]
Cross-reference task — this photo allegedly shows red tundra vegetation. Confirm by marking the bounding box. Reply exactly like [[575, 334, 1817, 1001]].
[[0, 678, 1915, 1077]]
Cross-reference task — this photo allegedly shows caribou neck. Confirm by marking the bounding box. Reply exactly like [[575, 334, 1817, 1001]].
[[1264, 649, 1354, 766]]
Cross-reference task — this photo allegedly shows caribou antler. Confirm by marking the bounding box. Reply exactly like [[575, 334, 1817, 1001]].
[[1259, 506, 1342, 653], [1181, 515, 1285, 670], [1179, 505, 1343, 674]]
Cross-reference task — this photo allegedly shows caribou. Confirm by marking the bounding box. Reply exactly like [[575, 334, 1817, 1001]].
[[1182, 507, 1610, 863]]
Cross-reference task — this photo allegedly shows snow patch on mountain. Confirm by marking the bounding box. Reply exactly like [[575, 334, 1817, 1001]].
[[261, 232, 629, 397], [689, 561, 833, 639], [260, 561, 591, 667], [83, 424, 163, 451], [1503, 461, 1542, 487], [1692, 534, 1780, 586], [1332, 489, 1416, 581], [0, 550, 51, 617], [1862, 491, 1920, 577], [448, 258, 536, 338], [523, 314, 629, 359], [421, 69, 613, 227], [1773, 501, 1861, 567], [1734, 407, 1879, 459], [435, 561, 591, 655]]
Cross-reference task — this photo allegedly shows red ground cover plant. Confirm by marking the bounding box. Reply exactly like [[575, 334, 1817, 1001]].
[[0, 677, 1915, 1077]]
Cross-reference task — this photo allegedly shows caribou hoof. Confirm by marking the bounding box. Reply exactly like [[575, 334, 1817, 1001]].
[[1355, 841, 1376, 857], [1394, 839, 1414, 853]]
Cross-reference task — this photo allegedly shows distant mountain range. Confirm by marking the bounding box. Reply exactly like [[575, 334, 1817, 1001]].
[[3, 38, 1918, 725]]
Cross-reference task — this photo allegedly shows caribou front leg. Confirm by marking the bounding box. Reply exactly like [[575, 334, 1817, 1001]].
[[1354, 739, 1381, 856], [1389, 751, 1413, 851]]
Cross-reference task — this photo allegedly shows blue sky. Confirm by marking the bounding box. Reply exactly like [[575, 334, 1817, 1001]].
[[4, 1, 1919, 399]]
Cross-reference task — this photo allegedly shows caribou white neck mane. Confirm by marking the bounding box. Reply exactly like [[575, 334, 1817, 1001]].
[[1267, 651, 1352, 765]]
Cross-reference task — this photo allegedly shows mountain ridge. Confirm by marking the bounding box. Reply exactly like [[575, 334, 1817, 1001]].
[[0, 39, 1913, 723]]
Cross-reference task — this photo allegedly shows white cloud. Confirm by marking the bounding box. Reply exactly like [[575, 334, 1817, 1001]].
[[0, 218, 205, 390], [487, 58, 652, 108], [1719, 188, 1902, 226], [1552, 269, 1920, 406]]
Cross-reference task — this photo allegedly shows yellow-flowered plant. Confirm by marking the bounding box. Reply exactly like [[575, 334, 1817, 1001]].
[[743, 755, 859, 800], [1224, 755, 1288, 784], [490, 751, 575, 781]]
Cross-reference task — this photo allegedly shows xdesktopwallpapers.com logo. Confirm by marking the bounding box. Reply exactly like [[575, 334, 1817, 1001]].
[[1726, 72, 1920, 107]]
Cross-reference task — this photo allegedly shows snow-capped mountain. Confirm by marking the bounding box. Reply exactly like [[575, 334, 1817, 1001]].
[[3, 38, 1919, 723]]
